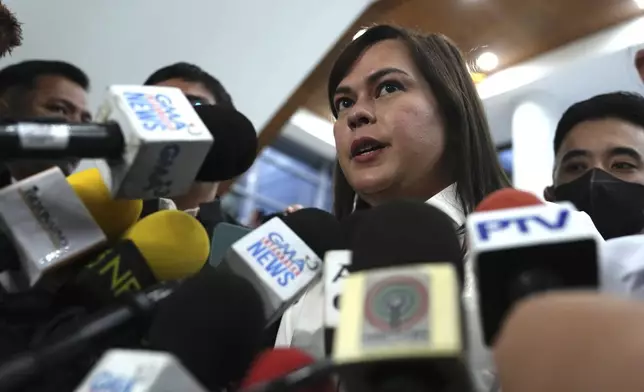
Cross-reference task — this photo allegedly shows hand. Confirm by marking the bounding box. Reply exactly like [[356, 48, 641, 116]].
[[284, 204, 303, 214]]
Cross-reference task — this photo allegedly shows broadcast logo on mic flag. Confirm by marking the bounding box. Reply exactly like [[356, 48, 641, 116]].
[[96, 85, 213, 199], [334, 264, 461, 363], [228, 216, 323, 323], [362, 271, 430, 346]]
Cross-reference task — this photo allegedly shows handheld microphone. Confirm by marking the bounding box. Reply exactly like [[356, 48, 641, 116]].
[[240, 348, 335, 392], [0, 167, 106, 288], [323, 249, 352, 356], [66, 167, 142, 242], [0, 280, 180, 391], [332, 200, 471, 392], [494, 292, 644, 392], [96, 89, 258, 198], [221, 208, 344, 326], [467, 188, 602, 345], [147, 267, 267, 390], [64, 209, 210, 307], [75, 349, 207, 392]]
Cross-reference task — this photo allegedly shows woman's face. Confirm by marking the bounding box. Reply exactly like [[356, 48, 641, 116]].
[[332, 39, 447, 204]]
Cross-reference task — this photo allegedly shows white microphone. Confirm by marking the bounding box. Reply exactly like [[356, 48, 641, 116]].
[[0, 166, 105, 288], [467, 191, 602, 345], [95, 85, 213, 199], [322, 250, 351, 355], [323, 250, 352, 331], [74, 349, 207, 392], [222, 209, 343, 326]]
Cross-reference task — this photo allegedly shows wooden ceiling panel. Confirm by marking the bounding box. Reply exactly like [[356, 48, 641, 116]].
[[220, 0, 643, 195], [297, 0, 644, 120]]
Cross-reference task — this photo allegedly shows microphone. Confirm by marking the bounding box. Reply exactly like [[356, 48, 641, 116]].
[[221, 208, 344, 326], [240, 348, 335, 392], [63, 209, 210, 308], [323, 250, 351, 356], [0, 167, 107, 288], [66, 167, 142, 242], [74, 349, 207, 392], [494, 292, 644, 392], [97, 89, 257, 197], [0, 86, 259, 199], [147, 267, 267, 390], [0, 279, 180, 391], [0, 166, 144, 290], [332, 200, 471, 392], [466, 188, 602, 345]]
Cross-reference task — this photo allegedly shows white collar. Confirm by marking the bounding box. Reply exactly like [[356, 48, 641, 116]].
[[425, 183, 465, 226], [158, 197, 200, 217]]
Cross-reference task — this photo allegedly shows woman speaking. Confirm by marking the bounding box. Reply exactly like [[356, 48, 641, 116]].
[[275, 25, 509, 391]]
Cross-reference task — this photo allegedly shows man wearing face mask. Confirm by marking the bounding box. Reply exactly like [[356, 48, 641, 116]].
[[544, 92, 644, 240], [0, 60, 92, 184], [544, 92, 644, 300]]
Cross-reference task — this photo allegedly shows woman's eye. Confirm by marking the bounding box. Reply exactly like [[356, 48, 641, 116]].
[[335, 97, 354, 112], [376, 81, 403, 97]]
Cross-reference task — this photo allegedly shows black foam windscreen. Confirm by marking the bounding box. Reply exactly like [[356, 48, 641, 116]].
[[279, 208, 346, 258], [343, 200, 464, 285], [147, 266, 265, 389], [194, 105, 258, 182]]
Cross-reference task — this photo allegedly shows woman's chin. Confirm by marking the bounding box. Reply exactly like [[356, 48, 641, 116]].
[[350, 176, 392, 198]]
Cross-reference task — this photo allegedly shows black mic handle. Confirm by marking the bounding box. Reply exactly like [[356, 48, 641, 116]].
[[0, 281, 179, 391], [0, 121, 124, 160]]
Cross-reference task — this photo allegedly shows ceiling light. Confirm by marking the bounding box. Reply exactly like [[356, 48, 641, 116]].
[[353, 28, 367, 41], [636, 0, 644, 9], [476, 51, 499, 72]]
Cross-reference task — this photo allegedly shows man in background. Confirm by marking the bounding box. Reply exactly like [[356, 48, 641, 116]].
[[0, 60, 91, 183], [544, 92, 644, 240], [142, 62, 238, 225]]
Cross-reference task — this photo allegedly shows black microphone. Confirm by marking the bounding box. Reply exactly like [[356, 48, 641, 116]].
[[0, 90, 258, 199], [329, 200, 472, 392], [147, 266, 266, 390]]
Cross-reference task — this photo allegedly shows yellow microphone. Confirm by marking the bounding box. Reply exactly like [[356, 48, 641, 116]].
[[67, 209, 210, 306], [67, 168, 142, 241], [333, 263, 471, 391]]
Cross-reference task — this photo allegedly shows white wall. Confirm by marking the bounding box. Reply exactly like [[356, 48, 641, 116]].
[[3, 0, 372, 176]]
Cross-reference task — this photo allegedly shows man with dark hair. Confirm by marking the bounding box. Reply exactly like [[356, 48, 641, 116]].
[[0, 60, 92, 181], [544, 91, 644, 239], [142, 62, 238, 223], [144, 62, 234, 109]]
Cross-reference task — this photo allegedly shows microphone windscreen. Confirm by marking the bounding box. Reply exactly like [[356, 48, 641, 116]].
[[195, 105, 258, 182], [67, 168, 142, 241], [474, 188, 543, 212], [147, 266, 266, 390], [345, 200, 463, 284], [124, 210, 210, 281], [241, 348, 334, 392], [279, 208, 346, 257]]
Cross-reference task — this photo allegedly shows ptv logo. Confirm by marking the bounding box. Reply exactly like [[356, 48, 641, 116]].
[[476, 209, 570, 241]]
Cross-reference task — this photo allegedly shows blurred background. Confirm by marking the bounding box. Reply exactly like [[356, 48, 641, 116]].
[[5, 0, 644, 224]]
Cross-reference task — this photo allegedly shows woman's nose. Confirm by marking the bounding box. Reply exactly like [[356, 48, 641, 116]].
[[347, 104, 376, 131]]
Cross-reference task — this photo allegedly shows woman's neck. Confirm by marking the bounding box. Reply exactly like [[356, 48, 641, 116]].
[[359, 177, 453, 208]]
